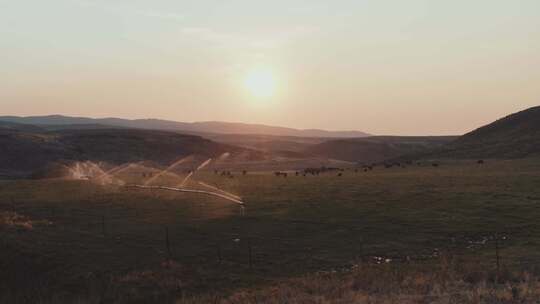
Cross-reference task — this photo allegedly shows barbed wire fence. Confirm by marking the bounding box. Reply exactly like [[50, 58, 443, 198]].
[[2, 192, 538, 284]]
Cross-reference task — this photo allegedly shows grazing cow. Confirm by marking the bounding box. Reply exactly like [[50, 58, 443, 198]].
[[432, 163, 439, 167], [477, 160, 485, 165], [337, 173, 343, 177], [304, 167, 343, 176]]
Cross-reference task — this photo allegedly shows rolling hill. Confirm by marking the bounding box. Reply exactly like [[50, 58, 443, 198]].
[[420, 106, 540, 159], [304, 136, 458, 163], [4, 105, 539, 174], [0, 121, 45, 133], [308, 105, 540, 162], [202, 133, 328, 155], [0, 115, 370, 138], [0, 128, 253, 178]]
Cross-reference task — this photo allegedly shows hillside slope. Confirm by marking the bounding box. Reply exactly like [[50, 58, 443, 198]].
[[0, 121, 45, 133], [305, 136, 457, 163], [0, 128, 250, 178], [203, 133, 328, 155], [424, 106, 540, 159]]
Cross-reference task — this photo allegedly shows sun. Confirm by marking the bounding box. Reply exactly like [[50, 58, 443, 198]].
[[244, 68, 276, 98]]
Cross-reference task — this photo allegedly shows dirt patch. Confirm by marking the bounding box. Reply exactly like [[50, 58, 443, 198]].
[[0, 211, 51, 230]]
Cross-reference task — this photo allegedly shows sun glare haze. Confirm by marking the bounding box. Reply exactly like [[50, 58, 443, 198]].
[[2, 1, 539, 134], [244, 68, 277, 99]]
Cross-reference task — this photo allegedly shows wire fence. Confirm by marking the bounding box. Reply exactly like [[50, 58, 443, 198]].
[[2, 193, 540, 278]]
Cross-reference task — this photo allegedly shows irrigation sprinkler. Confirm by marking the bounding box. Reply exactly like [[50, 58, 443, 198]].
[[126, 185, 246, 207]]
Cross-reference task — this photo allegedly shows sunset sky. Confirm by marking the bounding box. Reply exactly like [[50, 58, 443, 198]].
[[1, 0, 539, 135]]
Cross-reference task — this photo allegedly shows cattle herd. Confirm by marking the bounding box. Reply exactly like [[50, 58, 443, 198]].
[[181, 160, 485, 180], [215, 170, 235, 178]]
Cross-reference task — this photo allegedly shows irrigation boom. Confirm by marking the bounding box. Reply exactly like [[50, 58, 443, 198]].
[[127, 184, 245, 206]]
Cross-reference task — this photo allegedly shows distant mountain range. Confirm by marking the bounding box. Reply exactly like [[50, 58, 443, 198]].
[[0, 115, 371, 138], [2, 106, 540, 178]]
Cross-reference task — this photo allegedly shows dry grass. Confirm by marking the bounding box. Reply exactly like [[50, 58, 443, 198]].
[[3, 258, 539, 303], [177, 260, 540, 304], [0, 211, 51, 230]]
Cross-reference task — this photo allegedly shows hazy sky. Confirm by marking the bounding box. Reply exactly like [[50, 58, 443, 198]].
[[1, 0, 539, 135]]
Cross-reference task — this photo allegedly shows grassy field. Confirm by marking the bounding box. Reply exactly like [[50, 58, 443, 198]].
[[2, 158, 540, 303]]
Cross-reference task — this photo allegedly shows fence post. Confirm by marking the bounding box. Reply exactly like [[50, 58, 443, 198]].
[[165, 226, 171, 259], [101, 215, 106, 236], [358, 238, 364, 262], [217, 243, 222, 265], [495, 233, 501, 275], [248, 238, 253, 269]]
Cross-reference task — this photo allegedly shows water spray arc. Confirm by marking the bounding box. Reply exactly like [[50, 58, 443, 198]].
[[66, 153, 246, 213], [129, 185, 245, 206], [107, 162, 141, 177], [178, 158, 212, 188], [198, 181, 241, 201], [129, 155, 246, 213], [144, 155, 194, 186], [67, 161, 121, 185], [95, 162, 140, 184]]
